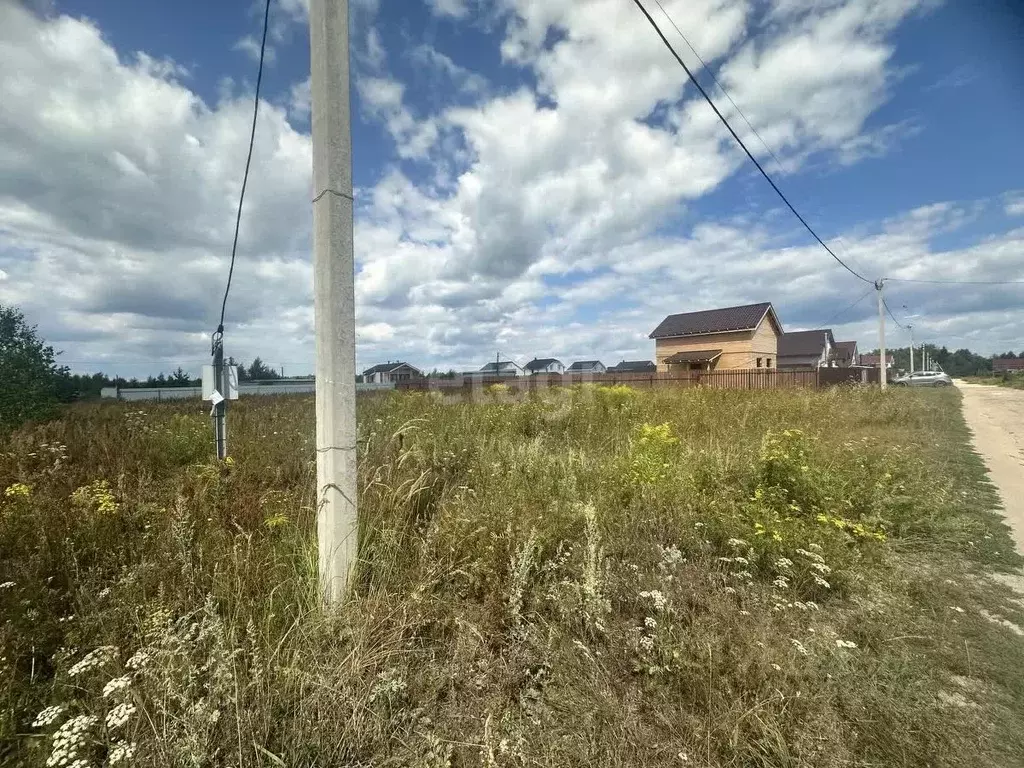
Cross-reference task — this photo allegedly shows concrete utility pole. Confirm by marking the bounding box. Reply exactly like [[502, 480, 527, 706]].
[[876, 279, 887, 390], [908, 325, 915, 374], [310, 0, 357, 604]]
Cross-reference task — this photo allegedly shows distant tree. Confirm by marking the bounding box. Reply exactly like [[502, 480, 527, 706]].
[[0, 304, 67, 434], [247, 357, 280, 380]]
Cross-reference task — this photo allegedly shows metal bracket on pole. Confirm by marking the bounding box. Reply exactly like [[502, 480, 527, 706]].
[[211, 326, 228, 459]]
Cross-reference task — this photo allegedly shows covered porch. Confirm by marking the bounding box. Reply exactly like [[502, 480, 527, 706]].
[[664, 349, 723, 373]]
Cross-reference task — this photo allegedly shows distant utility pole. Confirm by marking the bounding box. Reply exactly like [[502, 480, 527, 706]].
[[310, 0, 357, 604], [875, 279, 887, 390]]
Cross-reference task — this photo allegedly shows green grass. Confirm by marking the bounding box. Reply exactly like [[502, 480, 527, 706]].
[[2, 386, 1024, 767]]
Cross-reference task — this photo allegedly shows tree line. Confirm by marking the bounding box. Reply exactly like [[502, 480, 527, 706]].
[[862, 345, 1018, 377]]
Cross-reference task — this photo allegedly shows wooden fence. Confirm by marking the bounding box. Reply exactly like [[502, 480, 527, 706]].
[[395, 367, 875, 394]]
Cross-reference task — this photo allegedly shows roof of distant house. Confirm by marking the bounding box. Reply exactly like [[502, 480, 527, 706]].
[[664, 349, 723, 364], [524, 357, 561, 371], [649, 302, 780, 339], [777, 329, 835, 358], [858, 353, 894, 366], [479, 360, 520, 372], [833, 341, 858, 359], [362, 361, 418, 376], [608, 360, 657, 372], [567, 360, 604, 371], [993, 357, 1024, 371]]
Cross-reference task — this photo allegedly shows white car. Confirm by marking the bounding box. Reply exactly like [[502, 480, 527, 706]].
[[892, 370, 953, 387]]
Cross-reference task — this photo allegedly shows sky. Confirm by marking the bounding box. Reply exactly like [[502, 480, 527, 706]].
[[0, 0, 1022, 378]]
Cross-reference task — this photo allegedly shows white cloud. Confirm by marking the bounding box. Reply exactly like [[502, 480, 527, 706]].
[[426, 0, 471, 19], [1005, 194, 1024, 217], [233, 34, 276, 65]]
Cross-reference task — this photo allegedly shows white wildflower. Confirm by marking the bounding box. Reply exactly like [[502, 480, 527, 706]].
[[810, 562, 832, 574], [661, 545, 684, 565], [32, 705, 65, 728], [67, 646, 117, 678], [105, 702, 137, 730], [773, 577, 790, 589], [805, 601, 820, 611], [639, 590, 667, 611], [639, 636, 655, 652], [774, 558, 793, 570], [835, 639, 858, 649], [796, 548, 825, 564], [726, 538, 748, 549], [739, 610, 751, 616], [812, 574, 831, 589], [732, 556, 749, 566], [790, 639, 809, 656], [723, 586, 737, 595], [47, 714, 97, 767], [0, 581, 15, 590], [98, 587, 111, 599], [644, 616, 657, 629], [717, 556, 734, 564], [734, 570, 753, 581], [103, 676, 131, 698], [949, 606, 965, 614], [108, 742, 136, 765], [678, 752, 689, 762], [771, 663, 782, 671], [125, 650, 151, 671]]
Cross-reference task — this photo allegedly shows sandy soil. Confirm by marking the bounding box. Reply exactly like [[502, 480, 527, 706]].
[[955, 381, 1024, 593]]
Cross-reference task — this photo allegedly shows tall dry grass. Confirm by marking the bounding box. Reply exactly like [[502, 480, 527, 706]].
[[2, 386, 1023, 767]]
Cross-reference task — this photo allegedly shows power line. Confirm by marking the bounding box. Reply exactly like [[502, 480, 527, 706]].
[[217, 0, 272, 332], [649, 0, 786, 175], [881, 296, 906, 329], [822, 286, 875, 327], [631, 0, 872, 285], [885, 276, 1024, 286]]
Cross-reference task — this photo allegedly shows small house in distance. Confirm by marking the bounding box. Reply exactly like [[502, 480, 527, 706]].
[[474, 360, 523, 377], [777, 329, 835, 369], [362, 361, 423, 384], [607, 360, 657, 373], [832, 340, 858, 368], [993, 357, 1024, 374], [649, 302, 782, 372], [567, 360, 606, 374], [524, 358, 564, 375], [858, 353, 894, 369]]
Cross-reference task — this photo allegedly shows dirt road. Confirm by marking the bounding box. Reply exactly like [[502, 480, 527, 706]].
[[956, 380, 1024, 557]]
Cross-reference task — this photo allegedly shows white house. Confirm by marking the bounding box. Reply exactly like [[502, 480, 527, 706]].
[[474, 360, 523, 377], [524, 357, 565, 375], [362, 361, 423, 384]]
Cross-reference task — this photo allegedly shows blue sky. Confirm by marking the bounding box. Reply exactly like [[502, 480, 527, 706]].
[[0, 0, 1022, 377]]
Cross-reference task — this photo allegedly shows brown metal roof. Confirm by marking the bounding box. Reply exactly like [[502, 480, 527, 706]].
[[833, 341, 857, 359], [664, 349, 723, 364], [649, 302, 777, 339], [777, 329, 834, 358]]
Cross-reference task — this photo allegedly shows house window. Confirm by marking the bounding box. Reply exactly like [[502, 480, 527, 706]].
[[766, 358, 772, 368], [756, 357, 762, 368]]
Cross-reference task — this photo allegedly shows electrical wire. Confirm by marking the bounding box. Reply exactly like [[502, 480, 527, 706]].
[[881, 296, 906, 329], [822, 286, 875, 327], [884, 276, 1024, 285], [631, 0, 872, 285], [649, 0, 786, 175], [217, 0, 272, 333]]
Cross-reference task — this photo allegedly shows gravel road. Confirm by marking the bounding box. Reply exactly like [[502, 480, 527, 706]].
[[955, 380, 1024, 559]]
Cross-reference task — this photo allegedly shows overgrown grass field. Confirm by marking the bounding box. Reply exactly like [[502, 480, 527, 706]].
[[2, 386, 1024, 767]]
